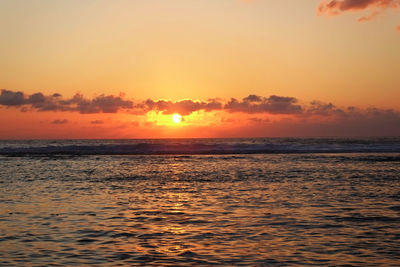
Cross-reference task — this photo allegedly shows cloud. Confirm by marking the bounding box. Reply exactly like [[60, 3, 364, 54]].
[[248, 117, 270, 123], [60, 93, 134, 114], [306, 101, 345, 116], [318, 0, 400, 15], [0, 89, 26, 106], [27, 92, 46, 104], [1, 89, 400, 135], [51, 119, 68, 125], [318, 0, 400, 28], [90, 120, 104, 124], [137, 94, 302, 115], [1, 89, 399, 136], [140, 99, 223, 115], [224, 95, 303, 114], [138, 95, 303, 115], [0, 89, 133, 114]]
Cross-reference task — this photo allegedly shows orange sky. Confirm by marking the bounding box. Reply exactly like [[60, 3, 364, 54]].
[[1, 0, 399, 138]]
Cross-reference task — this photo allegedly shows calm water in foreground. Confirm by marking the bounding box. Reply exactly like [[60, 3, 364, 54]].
[[0, 138, 400, 266]]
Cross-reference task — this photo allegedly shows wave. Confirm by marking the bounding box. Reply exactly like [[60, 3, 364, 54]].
[[0, 138, 399, 155]]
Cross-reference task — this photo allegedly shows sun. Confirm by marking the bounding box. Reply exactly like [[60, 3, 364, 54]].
[[172, 113, 182, 124]]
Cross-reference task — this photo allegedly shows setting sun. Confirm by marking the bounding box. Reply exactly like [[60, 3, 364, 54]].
[[172, 114, 182, 124]]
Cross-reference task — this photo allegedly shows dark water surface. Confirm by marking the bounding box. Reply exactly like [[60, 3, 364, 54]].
[[1, 139, 400, 266]]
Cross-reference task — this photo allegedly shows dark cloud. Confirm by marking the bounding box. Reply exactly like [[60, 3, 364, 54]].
[[27, 92, 46, 104], [224, 95, 303, 114], [0, 90, 134, 114], [0, 89, 26, 106], [27, 92, 66, 112], [248, 117, 270, 123], [318, 0, 400, 26], [141, 94, 301, 115], [232, 106, 400, 137], [86, 94, 133, 113], [91, 120, 104, 124], [59, 93, 134, 114], [243, 94, 262, 102], [364, 107, 400, 122], [141, 99, 222, 115], [51, 119, 68, 125], [306, 101, 345, 116]]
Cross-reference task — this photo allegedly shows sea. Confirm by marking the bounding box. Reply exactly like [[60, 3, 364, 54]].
[[0, 137, 400, 266]]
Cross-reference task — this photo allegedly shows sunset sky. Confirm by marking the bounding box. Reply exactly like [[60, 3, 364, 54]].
[[1, 0, 399, 139]]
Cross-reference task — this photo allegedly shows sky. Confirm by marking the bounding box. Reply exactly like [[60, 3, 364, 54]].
[[0, 0, 399, 139]]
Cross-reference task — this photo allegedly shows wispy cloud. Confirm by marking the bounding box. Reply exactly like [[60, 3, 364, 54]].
[[318, 0, 400, 15], [318, 0, 400, 29], [51, 119, 68, 125], [90, 120, 104, 125]]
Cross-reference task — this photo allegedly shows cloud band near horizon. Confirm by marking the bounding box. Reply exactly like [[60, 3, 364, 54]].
[[1, 89, 399, 122]]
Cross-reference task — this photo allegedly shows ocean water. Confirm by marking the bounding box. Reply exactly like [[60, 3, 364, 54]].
[[0, 138, 400, 266]]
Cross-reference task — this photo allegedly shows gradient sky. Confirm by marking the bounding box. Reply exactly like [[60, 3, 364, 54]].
[[1, 0, 399, 138]]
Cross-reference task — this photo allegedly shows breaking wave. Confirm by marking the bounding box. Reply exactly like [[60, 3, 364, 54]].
[[0, 137, 399, 155]]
